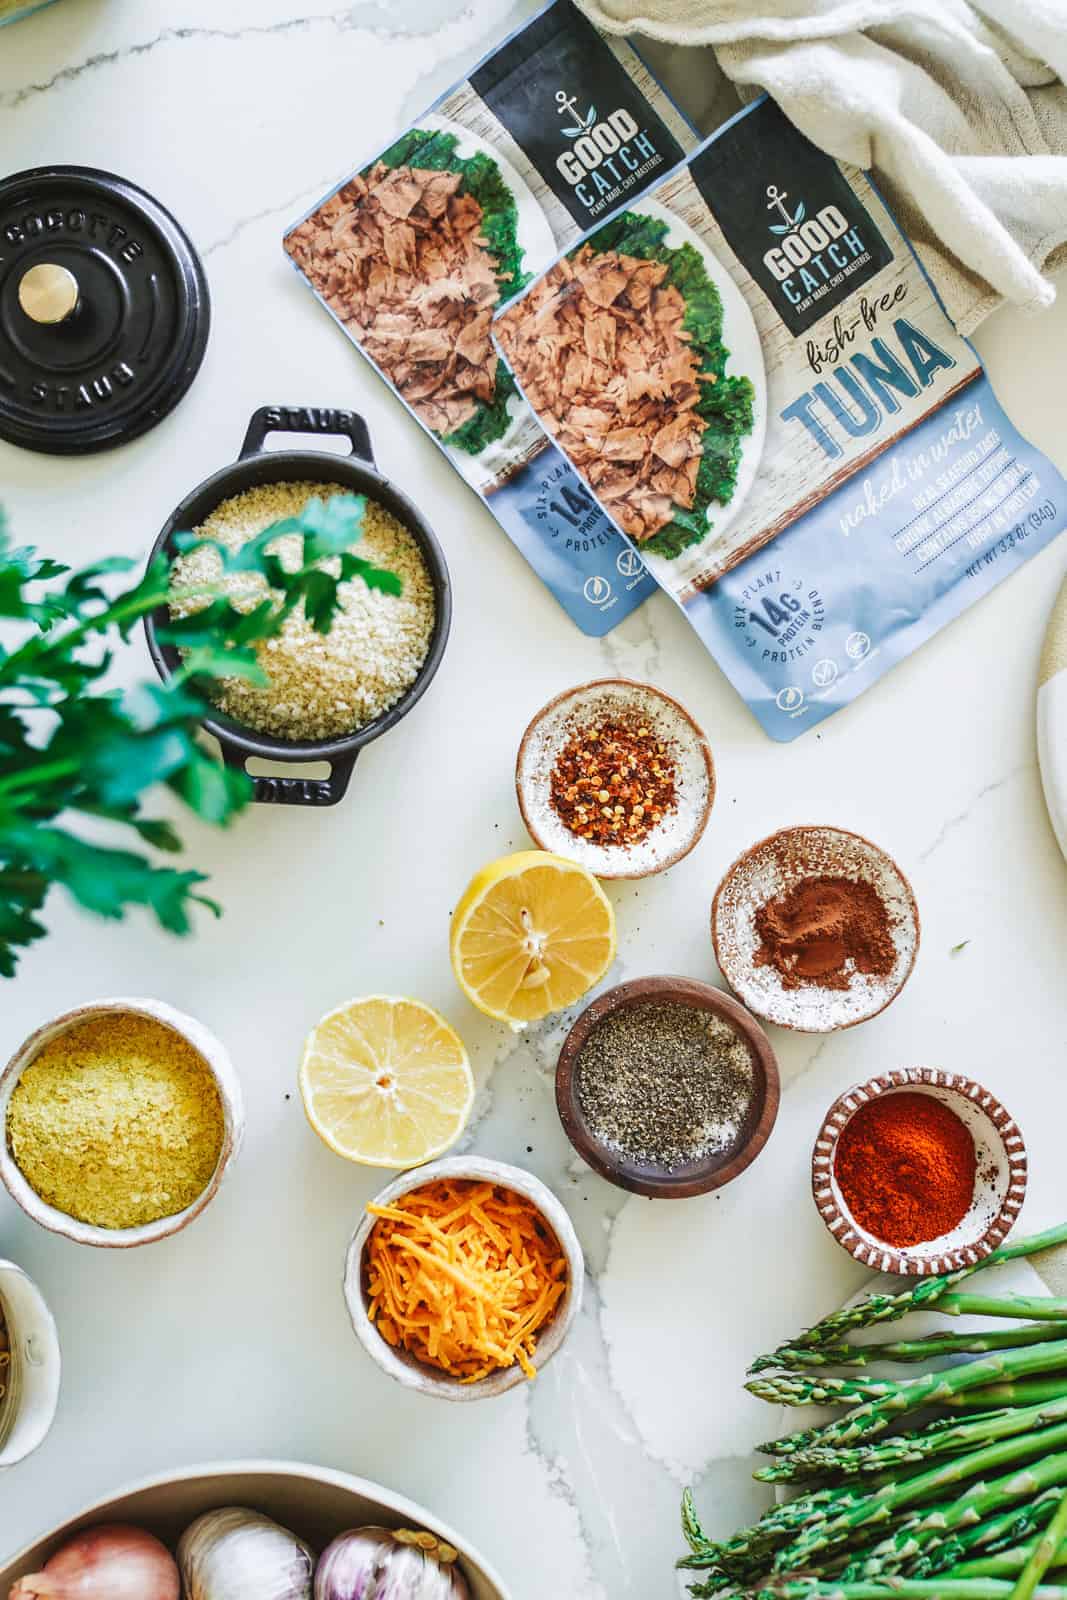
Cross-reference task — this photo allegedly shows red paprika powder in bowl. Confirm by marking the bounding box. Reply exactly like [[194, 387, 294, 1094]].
[[812, 1069, 1028, 1276]]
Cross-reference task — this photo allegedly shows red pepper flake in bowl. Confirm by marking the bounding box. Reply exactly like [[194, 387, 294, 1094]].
[[834, 1091, 977, 1248], [548, 718, 677, 848]]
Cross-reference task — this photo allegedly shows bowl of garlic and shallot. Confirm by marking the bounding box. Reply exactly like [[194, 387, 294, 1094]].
[[344, 1155, 584, 1400], [0, 997, 244, 1248], [0, 1461, 510, 1599]]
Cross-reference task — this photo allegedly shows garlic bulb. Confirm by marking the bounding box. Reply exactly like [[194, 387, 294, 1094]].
[[178, 1508, 314, 1600], [314, 1527, 471, 1600], [9, 1523, 180, 1599]]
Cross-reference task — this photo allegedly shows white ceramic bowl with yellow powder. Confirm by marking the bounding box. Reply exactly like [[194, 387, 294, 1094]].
[[0, 998, 244, 1248], [344, 1156, 583, 1401]]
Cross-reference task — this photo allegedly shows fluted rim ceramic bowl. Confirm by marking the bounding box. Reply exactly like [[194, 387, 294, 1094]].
[[0, 998, 244, 1248], [0, 1260, 61, 1470], [711, 824, 920, 1033], [516, 678, 715, 880], [344, 1156, 583, 1400], [555, 976, 780, 1198], [812, 1069, 1028, 1276]]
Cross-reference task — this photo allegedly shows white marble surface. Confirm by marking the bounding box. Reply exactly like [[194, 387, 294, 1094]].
[[1, 4, 1066, 1596]]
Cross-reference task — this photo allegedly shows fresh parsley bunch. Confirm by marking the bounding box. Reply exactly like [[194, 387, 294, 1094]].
[[0, 494, 399, 976]]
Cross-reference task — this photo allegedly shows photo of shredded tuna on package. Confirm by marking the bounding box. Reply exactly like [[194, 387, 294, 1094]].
[[284, 0, 697, 637], [495, 96, 1067, 737]]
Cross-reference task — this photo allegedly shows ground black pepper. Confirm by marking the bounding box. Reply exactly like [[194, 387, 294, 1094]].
[[574, 1001, 755, 1171]]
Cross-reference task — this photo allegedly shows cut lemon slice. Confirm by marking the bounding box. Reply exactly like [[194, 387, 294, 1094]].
[[450, 850, 616, 1026], [299, 996, 474, 1169]]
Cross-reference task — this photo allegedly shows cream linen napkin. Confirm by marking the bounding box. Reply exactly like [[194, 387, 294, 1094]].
[[577, 0, 1067, 334]]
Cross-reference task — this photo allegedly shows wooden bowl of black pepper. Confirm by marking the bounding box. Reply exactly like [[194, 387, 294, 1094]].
[[555, 977, 780, 1199]]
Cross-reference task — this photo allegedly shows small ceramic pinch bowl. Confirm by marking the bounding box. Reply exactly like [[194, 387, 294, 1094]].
[[555, 976, 780, 1199], [344, 1155, 583, 1401], [516, 678, 715, 879], [711, 824, 920, 1033], [812, 1068, 1028, 1276], [0, 1260, 61, 1470], [0, 997, 244, 1248]]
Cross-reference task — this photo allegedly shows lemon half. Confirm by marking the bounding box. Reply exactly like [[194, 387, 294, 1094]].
[[450, 850, 616, 1026], [299, 995, 474, 1169]]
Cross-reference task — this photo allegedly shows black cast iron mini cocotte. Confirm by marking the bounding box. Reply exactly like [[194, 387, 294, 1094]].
[[144, 406, 452, 807]]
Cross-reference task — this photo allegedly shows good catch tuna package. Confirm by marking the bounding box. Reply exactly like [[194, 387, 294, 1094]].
[[495, 96, 1067, 737], [284, 0, 698, 635]]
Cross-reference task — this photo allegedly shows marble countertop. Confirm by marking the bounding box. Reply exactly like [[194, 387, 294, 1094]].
[[1, 3, 1066, 1595]]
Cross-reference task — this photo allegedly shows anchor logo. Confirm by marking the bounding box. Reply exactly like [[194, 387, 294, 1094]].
[[766, 184, 806, 235], [556, 89, 598, 138]]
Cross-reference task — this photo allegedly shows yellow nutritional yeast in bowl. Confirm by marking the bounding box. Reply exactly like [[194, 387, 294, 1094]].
[[6, 1014, 224, 1229], [450, 851, 616, 1026], [300, 996, 474, 1169]]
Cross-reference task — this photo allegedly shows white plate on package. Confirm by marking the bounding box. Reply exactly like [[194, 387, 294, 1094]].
[[768, 1249, 1053, 1506], [1038, 573, 1067, 861], [417, 114, 558, 493], [615, 198, 768, 592]]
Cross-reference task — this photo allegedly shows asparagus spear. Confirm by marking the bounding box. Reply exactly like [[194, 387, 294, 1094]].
[[954, 1536, 1067, 1579], [756, 1398, 1067, 1483], [779, 1436, 1067, 1573], [957, 1383, 1067, 1411], [940, 1298, 1067, 1323], [770, 1327, 1067, 1371], [748, 1224, 1067, 1371], [749, 1374, 901, 1410]]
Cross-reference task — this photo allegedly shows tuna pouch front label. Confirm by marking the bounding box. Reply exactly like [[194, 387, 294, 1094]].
[[283, 0, 696, 637], [495, 96, 1066, 733], [469, 5, 686, 231]]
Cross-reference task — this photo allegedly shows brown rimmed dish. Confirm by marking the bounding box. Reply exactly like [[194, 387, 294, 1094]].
[[711, 824, 920, 1033], [812, 1068, 1027, 1276], [555, 976, 780, 1199], [516, 678, 715, 880]]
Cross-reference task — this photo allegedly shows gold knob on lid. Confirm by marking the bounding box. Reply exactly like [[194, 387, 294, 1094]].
[[17, 263, 80, 325]]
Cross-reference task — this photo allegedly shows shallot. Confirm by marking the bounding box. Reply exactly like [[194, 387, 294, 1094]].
[[9, 1524, 179, 1599]]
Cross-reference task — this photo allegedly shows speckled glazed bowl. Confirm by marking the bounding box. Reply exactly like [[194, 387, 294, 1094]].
[[516, 678, 715, 879], [555, 976, 780, 1198], [711, 825, 920, 1032], [812, 1069, 1027, 1275], [344, 1156, 583, 1400], [0, 997, 244, 1248]]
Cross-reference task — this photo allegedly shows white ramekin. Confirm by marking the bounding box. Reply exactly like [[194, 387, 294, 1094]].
[[0, 997, 244, 1248], [344, 1155, 584, 1400]]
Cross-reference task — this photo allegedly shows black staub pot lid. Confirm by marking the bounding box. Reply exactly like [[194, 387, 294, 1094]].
[[0, 166, 210, 454]]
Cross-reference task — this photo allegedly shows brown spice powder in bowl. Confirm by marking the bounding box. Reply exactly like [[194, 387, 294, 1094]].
[[712, 826, 920, 1032]]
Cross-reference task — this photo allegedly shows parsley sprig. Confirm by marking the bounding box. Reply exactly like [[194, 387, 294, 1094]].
[[0, 493, 399, 976]]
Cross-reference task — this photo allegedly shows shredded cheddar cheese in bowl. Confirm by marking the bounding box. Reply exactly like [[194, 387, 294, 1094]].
[[364, 1178, 568, 1382]]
